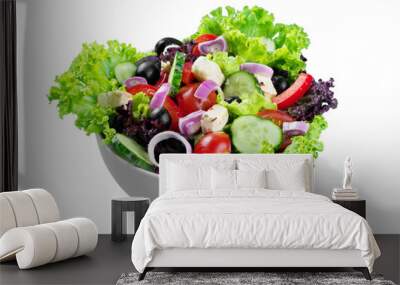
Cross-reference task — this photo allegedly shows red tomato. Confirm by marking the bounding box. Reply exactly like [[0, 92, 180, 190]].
[[194, 34, 218, 44], [182, 62, 195, 85], [127, 84, 180, 131], [272, 73, 313, 110], [192, 44, 201, 56], [194, 132, 231, 154], [176, 83, 217, 116], [257, 110, 294, 127]]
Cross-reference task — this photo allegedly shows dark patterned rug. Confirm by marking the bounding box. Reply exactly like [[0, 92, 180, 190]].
[[116, 272, 396, 285]]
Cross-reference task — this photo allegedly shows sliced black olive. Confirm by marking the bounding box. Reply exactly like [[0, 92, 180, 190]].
[[150, 107, 171, 129], [224, 96, 242, 104], [272, 75, 289, 94], [155, 37, 183, 56], [135, 60, 161, 85], [154, 138, 186, 163]]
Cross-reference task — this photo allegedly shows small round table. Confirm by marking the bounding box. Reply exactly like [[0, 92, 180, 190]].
[[111, 197, 150, 242]]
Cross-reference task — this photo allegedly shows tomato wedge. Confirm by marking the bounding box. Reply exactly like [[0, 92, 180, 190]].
[[182, 62, 195, 85], [126, 84, 180, 131], [272, 73, 313, 110], [257, 110, 294, 127]]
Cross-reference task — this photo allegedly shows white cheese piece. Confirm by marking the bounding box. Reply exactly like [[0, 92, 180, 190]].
[[97, 90, 132, 108], [192, 56, 225, 86], [201, 105, 229, 133], [255, 74, 277, 96]]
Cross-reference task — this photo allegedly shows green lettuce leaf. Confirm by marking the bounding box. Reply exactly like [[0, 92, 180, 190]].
[[48, 40, 151, 143], [206, 51, 245, 77], [218, 91, 276, 118], [131, 92, 150, 120], [194, 6, 310, 79], [284, 115, 328, 158]]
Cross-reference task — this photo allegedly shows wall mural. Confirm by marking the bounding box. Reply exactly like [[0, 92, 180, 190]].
[[48, 6, 338, 197]]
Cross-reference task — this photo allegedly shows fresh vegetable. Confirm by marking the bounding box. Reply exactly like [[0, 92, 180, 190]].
[[124, 76, 147, 89], [155, 37, 183, 55], [178, 110, 205, 137], [206, 51, 244, 77], [282, 121, 309, 136], [127, 84, 157, 96], [112, 134, 154, 170], [194, 80, 219, 101], [97, 91, 132, 108], [201, 104, 229, 133], [223, 71, 262, 99], [176, 83, 217, 116], [198, 36, 228, 55], [218, 90, 276, 117], [150, 107, 171, 129], [272, 73, 313, 109], [115, 62, 137, 84], [148, 131, 192, 165], [131, 92, 151, 120], [240, 63, 273, 78], [168, 51, 186, 95], [284, 115, 327, 158], [182, 62, 195, 85], [231, 115, 282, 153], [257, 109, 294, 127], [194, 132, 231, 153], [192, 56, 225, 86], [150, 83, 170, 110], [288, 78, 337, 121], [135, 59, 161, 85], [194, 34, 218, 43]]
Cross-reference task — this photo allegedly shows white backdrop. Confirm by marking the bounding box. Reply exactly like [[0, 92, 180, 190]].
[[16, 0, 400, 233]]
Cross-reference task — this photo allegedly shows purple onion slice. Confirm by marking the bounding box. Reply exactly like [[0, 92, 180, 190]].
[[198, 36, 228, 55], [150, 83, 170, 110], [282, 121, 309, 136], [240, 63, 274, 78], [124, 76, 148, 89], [178, 110, 205, 137], [194, 80, 219, 101]]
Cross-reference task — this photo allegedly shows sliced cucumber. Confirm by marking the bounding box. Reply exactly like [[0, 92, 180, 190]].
[[112, 134, 154, 171], [115, 62, 136, 84], [168, 51, 186, 96], [223, 71, 262, 98], [231, 115, 282, 153]]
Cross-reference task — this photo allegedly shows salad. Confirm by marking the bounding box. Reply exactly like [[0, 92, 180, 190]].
[[49, 6, 338, 173]]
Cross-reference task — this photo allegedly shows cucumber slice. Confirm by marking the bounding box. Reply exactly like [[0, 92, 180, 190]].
[[223, 71, 262, 98], [112, 134, 154, 171], [168, 51, 186, 96], [231, 115, 282, 153], [115, 62, 137, 84]]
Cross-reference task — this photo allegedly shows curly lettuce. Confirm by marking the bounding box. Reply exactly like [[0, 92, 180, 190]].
[[284, 115, 328, 158], [131, 92, 150, 120], [206, 51, 245, 77], [218, 91, 276, 118], [48, 40, 151, 143], [194, 6, 310, 79]]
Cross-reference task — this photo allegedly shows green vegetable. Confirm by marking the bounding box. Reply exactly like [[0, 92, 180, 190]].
[[115, 62, 137, 84], [168, 51, 186, 96], [131, 92, 150, 120], [48, 40, 150, 143], [223, 71, 261, 99], [231, 115, 282, 153], [284, 115, 328, 158], [194, 6, 310, 79], [218, 91, 276, 118], [112, 134, 154, 171], [206, 51, 244, 77]]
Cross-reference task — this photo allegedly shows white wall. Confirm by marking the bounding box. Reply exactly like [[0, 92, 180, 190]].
[[17, 0, 400, 233]]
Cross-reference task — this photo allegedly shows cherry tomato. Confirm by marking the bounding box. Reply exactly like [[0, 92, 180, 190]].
[[127, 84, 181, 131], [194, 34, 218, 44], [194, 132, 231, 154], [176, 83, 217, 116], [257, 109, 294, 127], [182, 62, 195, 85]]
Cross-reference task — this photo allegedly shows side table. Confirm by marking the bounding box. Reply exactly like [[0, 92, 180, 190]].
[[332, 199, 366, 219], [111, 197, 150, 241]]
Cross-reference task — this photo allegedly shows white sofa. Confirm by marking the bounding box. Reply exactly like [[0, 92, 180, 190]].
[[0, 189, 98, 269]]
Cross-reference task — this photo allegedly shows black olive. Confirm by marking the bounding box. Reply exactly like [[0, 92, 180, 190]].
[[155, 37, 183, 56], [135, 60, 161, 85], [272, 68, 289, 78], [272, 75, 289, 94], [150, 107, 171, 129], [224, 96, 242, 104], [154, 138, 186, 163], [135, 55, 159, 67]]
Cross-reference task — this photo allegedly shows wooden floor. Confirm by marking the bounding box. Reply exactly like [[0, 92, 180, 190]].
[[0, 235, 398, 285]]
